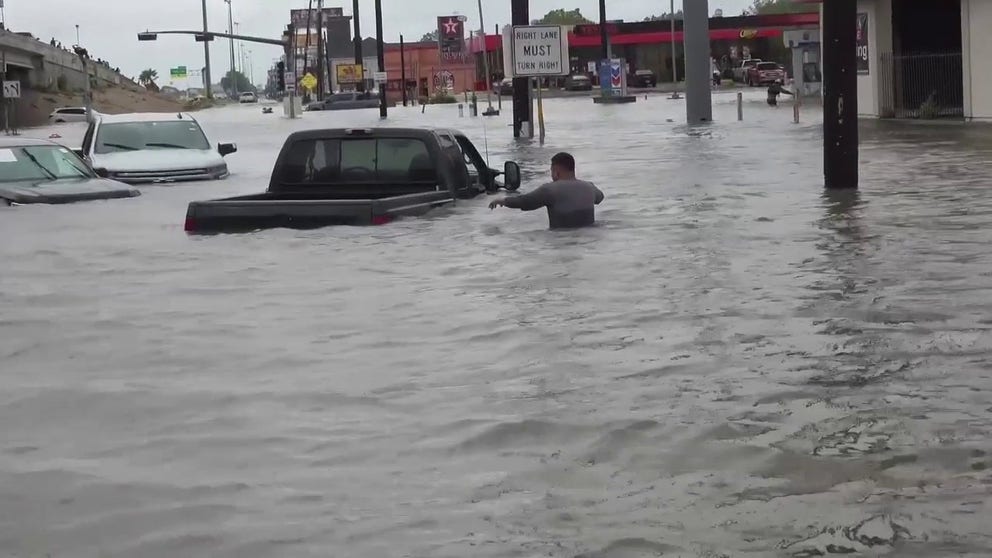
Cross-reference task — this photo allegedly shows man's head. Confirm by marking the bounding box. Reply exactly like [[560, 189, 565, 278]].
[[551, 152, 576, 182]]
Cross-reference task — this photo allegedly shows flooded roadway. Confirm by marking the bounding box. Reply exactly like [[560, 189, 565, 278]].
[[2, 91, 991, 557]]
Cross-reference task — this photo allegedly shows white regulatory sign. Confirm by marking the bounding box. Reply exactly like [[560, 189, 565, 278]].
[[2, 80, 21, 99], [509, 25, 568, 77], [373, 71, 388, 83]]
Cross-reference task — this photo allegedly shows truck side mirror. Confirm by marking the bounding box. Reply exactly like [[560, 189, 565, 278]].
[[503, 161, 521, 191], [218, 143, 238, 157]]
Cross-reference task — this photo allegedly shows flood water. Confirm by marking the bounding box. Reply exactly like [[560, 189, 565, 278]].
[[2, 90, 991, 557]]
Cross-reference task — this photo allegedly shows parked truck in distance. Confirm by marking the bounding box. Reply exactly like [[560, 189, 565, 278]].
[[183, 127, 522, 234]]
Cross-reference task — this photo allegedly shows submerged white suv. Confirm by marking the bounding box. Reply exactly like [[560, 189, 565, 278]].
[[79, 113, 237, 184]]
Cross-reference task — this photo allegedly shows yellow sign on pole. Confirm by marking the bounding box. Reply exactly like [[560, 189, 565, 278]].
[[301, 72, 318, 91]]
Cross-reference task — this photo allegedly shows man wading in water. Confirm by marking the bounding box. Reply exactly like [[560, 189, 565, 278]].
[[489, 152, 605, 229]]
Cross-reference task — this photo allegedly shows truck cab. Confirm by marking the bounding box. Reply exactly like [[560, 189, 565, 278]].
[[183, 127, 521, 234]]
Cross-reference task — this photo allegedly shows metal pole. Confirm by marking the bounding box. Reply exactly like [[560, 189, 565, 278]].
[[374, 0, 386, 118], [669, 0, 681, 99], [1, 50, 7, 134], [477, 0, 493, 111], [683, 0, 711, 123], [225, 0, 237, 96], [317, 0, 326, 100], [670, 0, 677, 85], [822, 0, 858, 189], [511, 0, 530, 138], [598, 0, 609, 60], [200, 0, 212, 98], [352, 0, 364, 92], [400, 34, 408, 106]]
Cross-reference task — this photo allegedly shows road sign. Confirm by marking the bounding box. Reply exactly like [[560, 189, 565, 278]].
[[373, 71, 387, 83], [335, 64, 362, 85], [284, 72, 296, 87], [2, 80, 21, 99], [505, 25, 568, 77], [301, 72, 318, 91], [170, 66, 188, 78]]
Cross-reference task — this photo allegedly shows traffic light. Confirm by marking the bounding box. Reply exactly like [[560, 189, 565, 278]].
[[277, 61, 286, 91]]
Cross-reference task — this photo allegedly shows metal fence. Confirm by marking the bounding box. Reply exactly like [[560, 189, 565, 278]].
[[878, 52, 963, 119]]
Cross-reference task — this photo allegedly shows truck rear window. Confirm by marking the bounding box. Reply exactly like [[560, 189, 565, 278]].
[[279, 138, 435, 184]]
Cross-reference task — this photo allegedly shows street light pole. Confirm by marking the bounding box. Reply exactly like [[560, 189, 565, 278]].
[[75, 25, 80, 46], [224, 0, 237, 96], [200, 0, 213, 98], [374, 0, 386, 118]]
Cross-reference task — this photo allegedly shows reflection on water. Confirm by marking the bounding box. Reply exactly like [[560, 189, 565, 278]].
[[1, 94, 991, 557]]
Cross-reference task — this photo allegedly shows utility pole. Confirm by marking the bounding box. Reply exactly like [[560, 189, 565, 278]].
[[225, 0, 237, 96], [400, 34, 407, 106], [477, 0, 495, 114], [598, 0, 609, 60], [374, 0, 386, 118], [669, 0, 681, 99], [317, 0, 326, 100], [200, 0, 212, 98], [352, 0, 364, 92], [822, 0, 858, 189], [510, 0, 530, 137]]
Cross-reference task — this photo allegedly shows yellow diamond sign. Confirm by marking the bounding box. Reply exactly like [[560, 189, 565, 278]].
[[301, 72, 318, 91]]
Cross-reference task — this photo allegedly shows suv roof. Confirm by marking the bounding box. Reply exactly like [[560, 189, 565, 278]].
[[97, 112, 198, 124]]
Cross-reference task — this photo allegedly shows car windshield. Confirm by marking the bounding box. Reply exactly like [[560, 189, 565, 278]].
[[757, 62, 779, 70], [94, 121, 211, 154], [0, 145, 92, 182]]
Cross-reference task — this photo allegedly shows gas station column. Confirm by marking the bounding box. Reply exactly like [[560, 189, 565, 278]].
[[684, 0, 713, 123]]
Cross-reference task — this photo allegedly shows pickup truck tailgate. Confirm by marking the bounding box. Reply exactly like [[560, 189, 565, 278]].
[[184, 191, 454, 233]]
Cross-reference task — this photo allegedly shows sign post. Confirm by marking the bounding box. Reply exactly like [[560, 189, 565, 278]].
[[503, 24, 569, 140]]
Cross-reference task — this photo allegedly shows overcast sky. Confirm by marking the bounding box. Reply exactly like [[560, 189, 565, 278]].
[[13, 0, 754, 86]]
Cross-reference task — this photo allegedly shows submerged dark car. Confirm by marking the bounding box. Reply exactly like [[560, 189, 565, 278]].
[[0, 137, 140, 205]]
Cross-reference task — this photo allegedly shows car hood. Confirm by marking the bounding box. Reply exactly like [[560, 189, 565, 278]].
[[0, 178, 141, 204], [90, 149, 223, 172]]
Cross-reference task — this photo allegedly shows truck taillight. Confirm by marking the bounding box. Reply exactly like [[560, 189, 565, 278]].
[[371, 215, 393, 226], [184, 217, 195, 232]]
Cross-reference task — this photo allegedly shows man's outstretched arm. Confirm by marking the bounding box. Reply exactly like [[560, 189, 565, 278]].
[[491, 185, 552, 211]]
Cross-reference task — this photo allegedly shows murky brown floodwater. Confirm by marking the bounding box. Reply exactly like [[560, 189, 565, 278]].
[[2, 90, 991, 557]]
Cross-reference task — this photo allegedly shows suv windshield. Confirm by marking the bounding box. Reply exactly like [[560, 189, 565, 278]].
[[757, 62, 779, 70], [94, 121, 211, 154], [0, 145, 92, 182]]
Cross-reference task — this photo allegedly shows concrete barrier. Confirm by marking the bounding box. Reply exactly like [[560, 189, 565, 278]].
[[0, 29, 133, 92]]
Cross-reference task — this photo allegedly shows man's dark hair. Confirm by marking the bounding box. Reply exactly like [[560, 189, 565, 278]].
[[551, 152, 575, 173]]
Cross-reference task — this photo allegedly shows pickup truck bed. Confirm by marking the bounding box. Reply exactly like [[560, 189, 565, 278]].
[[185, 189, 454, 233]]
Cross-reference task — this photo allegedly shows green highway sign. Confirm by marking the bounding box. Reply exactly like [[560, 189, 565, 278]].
[[170, 66, 188, 78]]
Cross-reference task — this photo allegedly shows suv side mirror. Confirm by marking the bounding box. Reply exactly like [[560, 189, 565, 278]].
[[218, 143, 238, 157], [503, 161, 521, 191]]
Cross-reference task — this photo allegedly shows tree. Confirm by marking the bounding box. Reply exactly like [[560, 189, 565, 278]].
[[537, 8, 593, 25], [748, 0, 818, 15], [419, 29, 438, 43], [643, 11, 682, 21], [221, 70, 253, 96], [138, 68, 159, 87]]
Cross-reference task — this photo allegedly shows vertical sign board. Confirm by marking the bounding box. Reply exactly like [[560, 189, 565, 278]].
[[856, 12, 869, 75], [437, 16, 466, 63], [508, 25, 568, 77]]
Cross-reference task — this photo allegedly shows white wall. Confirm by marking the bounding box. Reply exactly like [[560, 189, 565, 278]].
[[856, 0, 893, 117], [962, 0, 992, 120]]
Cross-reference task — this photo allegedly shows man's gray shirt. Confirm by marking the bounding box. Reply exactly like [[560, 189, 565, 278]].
[[503, 179, 605, 229]]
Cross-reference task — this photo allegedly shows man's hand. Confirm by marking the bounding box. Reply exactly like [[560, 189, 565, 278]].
[[488, 198, 506, 210]]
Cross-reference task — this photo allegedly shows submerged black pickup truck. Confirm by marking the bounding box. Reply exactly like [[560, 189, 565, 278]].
[[184, 127, 521, 233]]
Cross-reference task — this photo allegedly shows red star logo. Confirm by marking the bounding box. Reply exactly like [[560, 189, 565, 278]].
[[443, 18, 460, 35]]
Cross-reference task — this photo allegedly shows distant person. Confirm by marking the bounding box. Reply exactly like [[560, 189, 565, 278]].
[[489, 152, 604, 229], [767, 79, 794, 107]]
